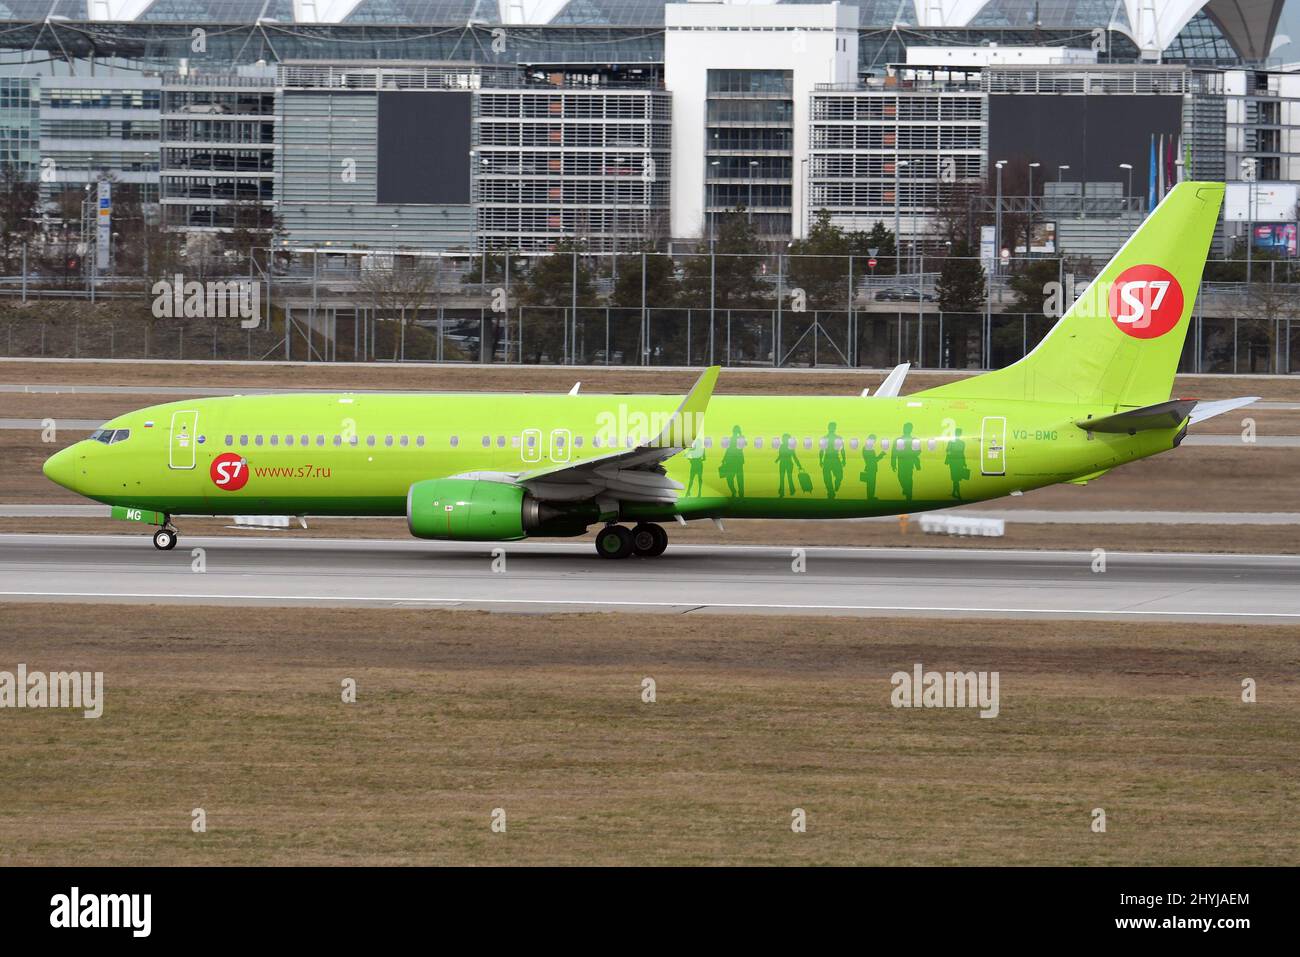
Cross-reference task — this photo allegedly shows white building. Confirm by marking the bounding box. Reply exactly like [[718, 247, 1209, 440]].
[[664, 0, 858, 242]]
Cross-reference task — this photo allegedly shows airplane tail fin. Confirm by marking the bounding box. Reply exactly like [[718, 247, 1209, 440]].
[[919, 181, 1224, 409]]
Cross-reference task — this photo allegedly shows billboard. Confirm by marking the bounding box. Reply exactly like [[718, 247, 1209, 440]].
[[377, 91, 472, 205], [1251, 223, 1297, 256], [1224, 182, 1299, 223]]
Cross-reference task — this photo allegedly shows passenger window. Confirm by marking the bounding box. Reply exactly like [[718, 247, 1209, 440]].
[[450, 435, 459, 447], [497, 436, 505, 448], [896, 439, 905, 450], [704, 437, 713, 449], [912, 439, 921, 451], [300, 435, 308, 446], [803, 437, 812, 450], [255, 435, 264, 446], [819, 438, 828, 449], [754, 437, 763, 449], [927, 438, 936, 452], [285, 435, 294, 446], [593, 436, 602, 448], [416, 436, 425, 447], [240, 435, 248, 447], [366, 435, 376, 447], [316, 435, 324, 446], [721, 436, 729, 449], [400, 435, 409, 447], [481, 436, 490, 447], [574, 436, 583, 447], [834, 438, 844, 451], [270, 435, 279, 446], [512, 435, 521, 448], [224, 435, 233, 446], [385, 435, 394, 447], [850, 438, 859, 451], [348, 436, 358, 446], [333, 435, 341, 447]]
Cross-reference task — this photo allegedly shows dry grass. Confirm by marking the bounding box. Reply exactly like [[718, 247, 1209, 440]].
[[0, 603, 1295, 866]]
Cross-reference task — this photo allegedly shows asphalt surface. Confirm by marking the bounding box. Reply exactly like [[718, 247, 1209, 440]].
[[5, 504, 1300, 524], [1, 533, 1297, 623]]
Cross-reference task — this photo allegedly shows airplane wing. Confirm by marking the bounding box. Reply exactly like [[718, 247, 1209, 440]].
[[461, 366, 719, 506]]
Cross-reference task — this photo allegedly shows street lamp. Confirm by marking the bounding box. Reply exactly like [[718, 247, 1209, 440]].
[[1241, 157, 1257, 285], [896, 158, 909, 275], [708, 159, 721, 247], [1057, 164, 1070, 183], [994, 160, 1007, 275], [1028, 162, 1040, 255], [1119, 162, 1133, 208], [748, 159, 759, 225]]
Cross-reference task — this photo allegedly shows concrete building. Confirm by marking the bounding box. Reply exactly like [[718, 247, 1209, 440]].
[[664, 1, 858, 242]]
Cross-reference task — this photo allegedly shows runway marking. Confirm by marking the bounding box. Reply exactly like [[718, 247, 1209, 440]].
[[2, 590, 1299, 619]]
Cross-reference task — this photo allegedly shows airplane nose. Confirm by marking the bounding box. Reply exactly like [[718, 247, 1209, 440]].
[[42, 446, 78, 492]]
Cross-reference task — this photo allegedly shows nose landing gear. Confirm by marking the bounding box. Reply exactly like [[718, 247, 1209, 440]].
[[152, 524, 179, 551], [595, 522, 668, 559]]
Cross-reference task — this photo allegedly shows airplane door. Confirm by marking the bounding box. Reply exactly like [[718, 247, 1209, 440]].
[[981, 416, 1006, 476], [549, 429, 571, 464], [169, 410, 200, 470]]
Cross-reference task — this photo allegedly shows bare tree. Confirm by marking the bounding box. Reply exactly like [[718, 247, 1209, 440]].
[[357, 253, 441, 361]]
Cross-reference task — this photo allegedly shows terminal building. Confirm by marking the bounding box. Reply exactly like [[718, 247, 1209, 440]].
[[1, 0, 1298, 258]]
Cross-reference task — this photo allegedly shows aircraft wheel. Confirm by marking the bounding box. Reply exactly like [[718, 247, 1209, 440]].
[[595, 524, 633, 560], [153, 527, 178, 551], [631, 523, 668, 558]]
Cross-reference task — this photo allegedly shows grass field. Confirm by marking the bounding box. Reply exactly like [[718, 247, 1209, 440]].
[[0, 603, 1295, 866]]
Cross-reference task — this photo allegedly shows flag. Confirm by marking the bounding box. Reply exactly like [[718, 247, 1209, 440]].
[[1148, 134, 1157, 211], [1157, 134, 1165, 198], [1165, 135, 1176, 193]]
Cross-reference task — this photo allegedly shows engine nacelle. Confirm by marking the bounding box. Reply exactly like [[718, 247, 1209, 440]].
[[406, 478, 598, 541]]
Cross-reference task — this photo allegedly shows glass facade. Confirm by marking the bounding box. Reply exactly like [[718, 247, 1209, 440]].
[[0, 76, 38, 176]]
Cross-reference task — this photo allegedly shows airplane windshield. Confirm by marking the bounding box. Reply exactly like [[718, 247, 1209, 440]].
[[89, 428, 130, 444]]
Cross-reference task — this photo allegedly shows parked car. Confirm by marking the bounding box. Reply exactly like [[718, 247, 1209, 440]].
[[874, 287, 936, 302]]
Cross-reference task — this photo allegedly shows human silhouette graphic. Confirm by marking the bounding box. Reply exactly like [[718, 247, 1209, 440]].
[[890, 422, 922, 501], [944, 428, 970, 499], [685, 436, 706, 497], [819, 421, 846, 499], [775, 432, 804, 498], [718, 425, 745, 498], [860, 434, 886, 501]]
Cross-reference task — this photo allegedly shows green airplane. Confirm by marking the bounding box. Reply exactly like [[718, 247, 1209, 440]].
[[43, 181, 1257, 559]]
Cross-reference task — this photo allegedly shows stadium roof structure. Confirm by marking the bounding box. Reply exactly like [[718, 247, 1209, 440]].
[[0, 1, 1284, 62]]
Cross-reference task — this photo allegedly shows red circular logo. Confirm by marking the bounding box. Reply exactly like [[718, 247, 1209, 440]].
[[1107, 265, 1184, 339], [209, 452, 249, 491]]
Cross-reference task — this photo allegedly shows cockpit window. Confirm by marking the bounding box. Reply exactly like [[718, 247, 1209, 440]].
[[109, 429, 130, 444], [90, 429, 112, 444]]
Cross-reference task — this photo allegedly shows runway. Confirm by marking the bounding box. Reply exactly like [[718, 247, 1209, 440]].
[[1, 533, 1297, 623]]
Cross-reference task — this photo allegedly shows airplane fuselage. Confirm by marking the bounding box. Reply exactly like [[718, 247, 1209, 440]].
[[45, 391, 1179, 524]]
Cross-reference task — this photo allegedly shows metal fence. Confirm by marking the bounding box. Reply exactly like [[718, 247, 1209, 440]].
[[1, 249, 1297, 374]]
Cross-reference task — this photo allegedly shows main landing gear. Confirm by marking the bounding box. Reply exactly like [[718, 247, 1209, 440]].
[[595, 522, 668, 560], [152, 524, 179, 551]]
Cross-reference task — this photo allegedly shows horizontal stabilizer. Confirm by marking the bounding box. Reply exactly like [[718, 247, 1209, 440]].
[[1075, 399, 1197, 433], [1189, 396, 1260, 424]]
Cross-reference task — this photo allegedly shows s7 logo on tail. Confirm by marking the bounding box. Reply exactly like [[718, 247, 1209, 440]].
[[1107, 265, 1184, 339]]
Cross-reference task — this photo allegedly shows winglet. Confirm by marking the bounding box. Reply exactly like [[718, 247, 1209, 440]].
[[651, 365, 719, 449], [568, 381, 581, 396]]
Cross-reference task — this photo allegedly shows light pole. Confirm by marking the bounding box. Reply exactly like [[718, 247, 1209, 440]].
[[747, 159, 759, 225], [709, 159, 721, 247], [1028, 161, 1040, 257], [895, 158, 908, 276], [1119, 162, 1133, 211], [994, 160, 1006, 276], [1057, 164, 1069, 183], [1241, 157, 1257, 286]]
